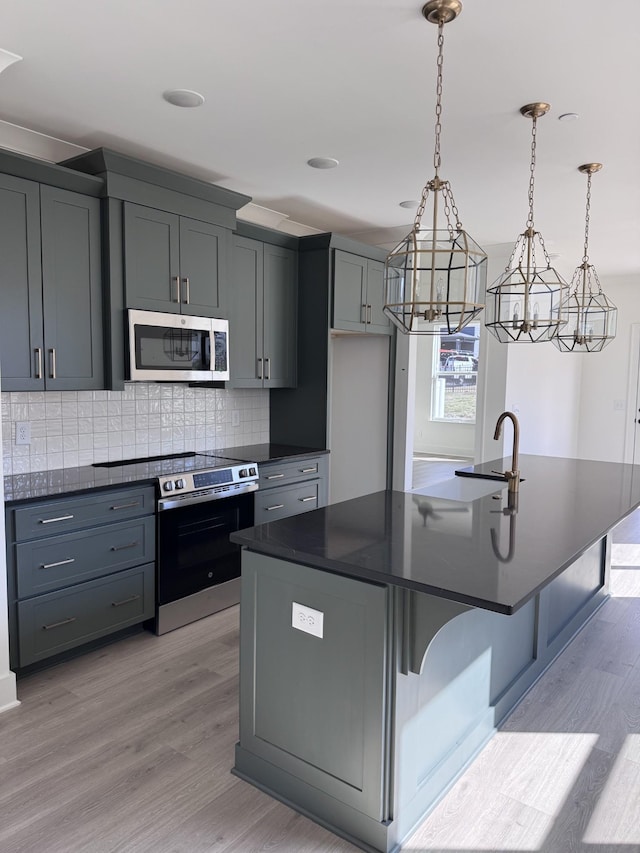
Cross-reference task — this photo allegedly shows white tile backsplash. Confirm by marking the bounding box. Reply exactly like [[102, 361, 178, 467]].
[[1, 383, 269, 474]]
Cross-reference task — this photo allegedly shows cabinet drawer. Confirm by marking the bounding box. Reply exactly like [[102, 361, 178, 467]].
[[254, 480, 321, 524], [17, 563, 154, 667], [15, 516, 155, 598], [12, 486, 155, 541], [258, 456, 327, 489]]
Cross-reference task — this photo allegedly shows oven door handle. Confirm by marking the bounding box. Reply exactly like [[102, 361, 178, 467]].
[[157, 482, 258, 511]]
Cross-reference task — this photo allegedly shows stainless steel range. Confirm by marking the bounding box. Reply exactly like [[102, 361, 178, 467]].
[[154, 453, 259, 634]]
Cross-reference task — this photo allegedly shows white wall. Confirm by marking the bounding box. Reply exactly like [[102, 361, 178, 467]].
[[577, 275, 640, 462]]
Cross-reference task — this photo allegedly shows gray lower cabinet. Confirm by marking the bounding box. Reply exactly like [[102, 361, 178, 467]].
[[123, 201, 229, 317], [0, 177, 103, 391], [230, 235, 297, 388], [254, 456, 328, 524], [333, 250, 390, 334], [5, 485, 156, 669]]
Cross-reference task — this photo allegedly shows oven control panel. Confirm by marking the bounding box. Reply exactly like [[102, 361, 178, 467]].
[[158, 462, 259, 498]]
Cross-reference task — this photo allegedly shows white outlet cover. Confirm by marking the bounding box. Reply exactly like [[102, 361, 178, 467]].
[[292, 601, 324, 639]]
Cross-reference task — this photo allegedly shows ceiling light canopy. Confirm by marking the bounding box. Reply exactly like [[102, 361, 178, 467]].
[[163, 89, 205, 108], [383, 0, 487, 336], [485, 103, 569, 344], [552, 163, 617, 353]]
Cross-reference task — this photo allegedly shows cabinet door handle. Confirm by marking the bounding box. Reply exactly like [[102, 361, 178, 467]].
[[111, 594, 141, 608], [110, 501, 140, 511], [265, 473, 284, 480], [34, 347, 43, 380], [172, 276, 180, 303], [42, 616, 76, 631], [48, 348, 56, 379], [110, 541, 139, 552], [41, 558, 75, 570], [182, 277, 190, 304], [39, 514, 74, 525], [367, 304, 372, 324], [361, 303, 367, 323], [265, 504, 285, 511], [264, 357, 271, 381], [299, 467, 317, 474], [299, 496, 317, 503], [257, 358, 263, 380]]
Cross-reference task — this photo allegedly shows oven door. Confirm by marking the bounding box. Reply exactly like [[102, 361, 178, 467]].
[[157, 492, 253, 606]]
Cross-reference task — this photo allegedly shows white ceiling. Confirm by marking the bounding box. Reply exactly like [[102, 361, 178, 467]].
[[1, 0, 639, 276]]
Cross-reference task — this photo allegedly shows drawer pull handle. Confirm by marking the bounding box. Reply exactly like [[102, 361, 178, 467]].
[[299, 496, 317, 503], [299, 467, 317, 474], [41, 558, 75, 570], [111, 594, 141, 608], [42, 616, 76, 631], [110, 501, 140, 511], [110, 541, 139, 552], [265, 473, 285, 480], [265, 504, 285, 511], [39, 514, 74, 525]]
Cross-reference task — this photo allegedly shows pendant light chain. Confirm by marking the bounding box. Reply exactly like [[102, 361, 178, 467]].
[[526, 115, 537, 231], [433, 20, 444, 176], [582, 171, 592, 265]]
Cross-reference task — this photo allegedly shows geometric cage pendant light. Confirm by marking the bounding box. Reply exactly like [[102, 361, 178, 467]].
[[485, 102, 570, 343], [552, 164, 617, 353], [383, 0, 487, 335]]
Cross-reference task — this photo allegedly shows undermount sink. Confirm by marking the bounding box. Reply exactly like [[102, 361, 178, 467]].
[[412, 476, 507, 503]]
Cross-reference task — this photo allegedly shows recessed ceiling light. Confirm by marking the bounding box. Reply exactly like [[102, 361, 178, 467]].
[[558, 112, 579, 122], [307, 157, 339, 170], [0, 48, 22, 74], [163, 89, 205, 108], [399, 200, 419, 209]]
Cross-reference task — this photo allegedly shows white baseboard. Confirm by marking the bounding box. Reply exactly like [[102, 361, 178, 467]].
[[0, 670, 18, 714]]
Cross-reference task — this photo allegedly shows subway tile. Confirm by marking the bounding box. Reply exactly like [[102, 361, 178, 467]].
[[93, 401, 108, 417], [46, 436, 64, 454], [61, 402, 78, 418], [62, 419, 79, 435]]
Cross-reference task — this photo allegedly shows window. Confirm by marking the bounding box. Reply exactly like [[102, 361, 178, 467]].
[[431, 323, 480, 423]]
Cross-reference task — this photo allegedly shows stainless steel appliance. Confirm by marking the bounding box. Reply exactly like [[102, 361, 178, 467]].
[[94, 451, 258, 634], [128, 309, 230, 382], [155, 453, 259, 634]]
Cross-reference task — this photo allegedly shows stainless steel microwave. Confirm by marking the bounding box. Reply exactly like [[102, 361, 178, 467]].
[[128, 309, 230, 382]]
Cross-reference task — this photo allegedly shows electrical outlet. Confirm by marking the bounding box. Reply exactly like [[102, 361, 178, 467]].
[[15, 421, 31, 445], [231, 410, 240, 428], [613, 399, 625, 411], [292, 602, 324, 639]]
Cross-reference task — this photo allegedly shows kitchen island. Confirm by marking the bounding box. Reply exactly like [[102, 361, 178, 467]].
[[231, 455, 640, 853]]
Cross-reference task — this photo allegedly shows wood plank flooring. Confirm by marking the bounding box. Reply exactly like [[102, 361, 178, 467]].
[[1, 519, 639, 852]]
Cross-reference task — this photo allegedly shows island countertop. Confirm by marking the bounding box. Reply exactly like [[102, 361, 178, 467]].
[[231, 454, 640, 614]]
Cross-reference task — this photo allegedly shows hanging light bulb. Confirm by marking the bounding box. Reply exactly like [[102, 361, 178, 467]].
[[383, 0, 487, 335], [485, 103, 569, 343], [552, 164, 617, 353]]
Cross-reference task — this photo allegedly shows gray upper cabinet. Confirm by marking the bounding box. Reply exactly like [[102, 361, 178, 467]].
[[123, 201, 228, 317], [0, 175, 103, 391], [0, 174, 44, 391], [230, 235, 297, 388], [40, 186, 103, 391], [333, 250, 391, 334]]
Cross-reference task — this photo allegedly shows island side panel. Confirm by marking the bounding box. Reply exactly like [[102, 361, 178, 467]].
[[235, 550, 393, 832]]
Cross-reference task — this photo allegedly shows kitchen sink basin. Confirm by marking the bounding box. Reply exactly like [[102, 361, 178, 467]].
[[412, 477, 507, 503]]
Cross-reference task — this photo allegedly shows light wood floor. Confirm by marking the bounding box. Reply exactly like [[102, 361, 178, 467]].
[[1, 523, 640, 852]]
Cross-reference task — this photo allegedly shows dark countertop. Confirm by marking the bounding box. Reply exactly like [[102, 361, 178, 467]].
[[216, 444, 328, 465], [3, 444, 328, 504], [232, 454, 640, 615]]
